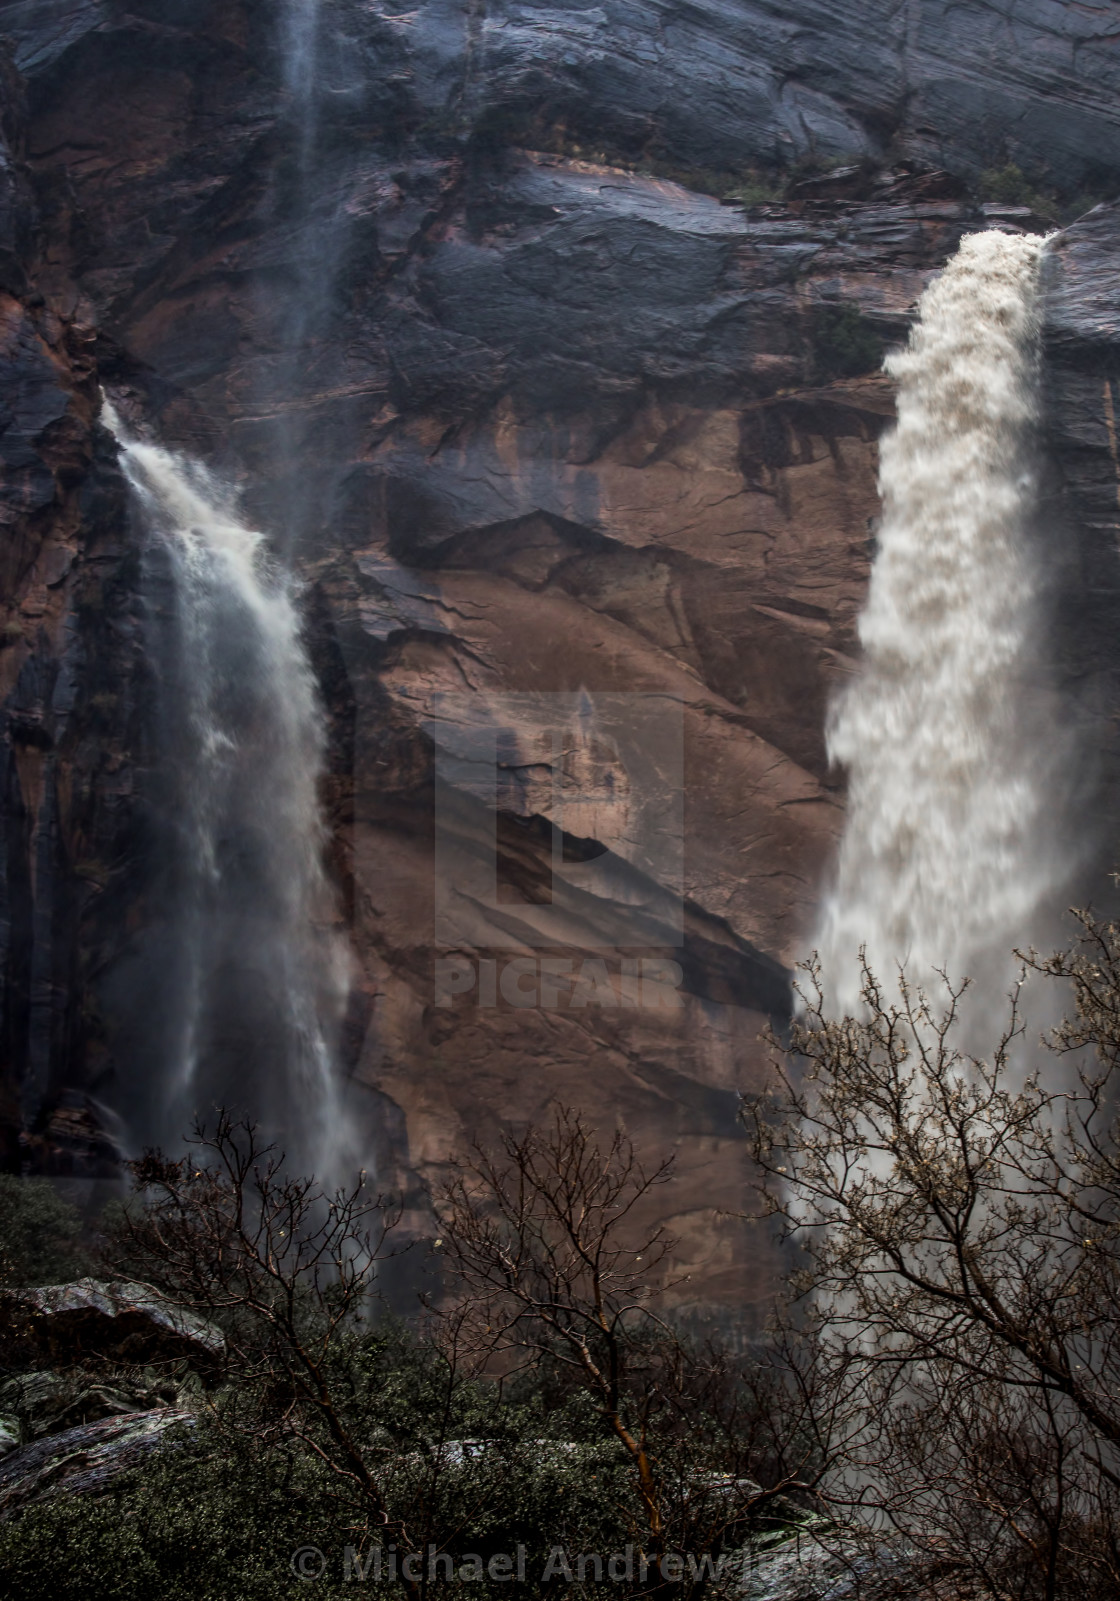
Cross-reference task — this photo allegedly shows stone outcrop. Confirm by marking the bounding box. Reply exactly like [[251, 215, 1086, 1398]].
[[0, 42, 144, 1187], [0, 1277, 224, 1364], [0, 1363, 187, 1448], [0, 1, 1117, 1318], [0, 1406, 193, 1514], [1041, 202, 1120, 867]]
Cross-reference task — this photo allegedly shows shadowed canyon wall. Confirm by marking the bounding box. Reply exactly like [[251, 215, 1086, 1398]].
[[2, 0, 1120, 1322]]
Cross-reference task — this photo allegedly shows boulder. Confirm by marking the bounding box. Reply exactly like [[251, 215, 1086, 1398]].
[[1041, 203, 1120, 869], [0, 1366, 188, 1442], [0, 1278, 224, 1365], [0, 1416, 18, 1459], [0, 1407, 193, 1515]]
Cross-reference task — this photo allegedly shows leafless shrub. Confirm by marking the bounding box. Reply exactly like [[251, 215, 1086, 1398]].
[[102, 1113, 421, 1566], [746, 932, 1120, 1599], [437, 1105, 833, 1592]]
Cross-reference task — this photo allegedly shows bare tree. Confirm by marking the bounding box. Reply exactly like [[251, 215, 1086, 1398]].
[[746, 940, 1120, 1599], [437, 1105, 832, 1592], [102, 1114, 438, 1586]]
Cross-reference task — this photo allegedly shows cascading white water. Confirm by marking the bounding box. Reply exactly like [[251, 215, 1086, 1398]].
[[104, 403, 352, 1178], [814, 229, 1075, 1014]]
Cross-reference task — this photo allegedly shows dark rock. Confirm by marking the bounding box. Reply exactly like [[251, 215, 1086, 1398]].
[[1044, 201, 1120, 361], [1040, 202, 1120, 867], [788, 165, 874, 202], [0, 1406, 192, 1514], [4, 0, 1113, 194], [0, 1366, 185, 1441], [17, 1091, 126, 1194], [0, 0, 1116, 1317], [742, 1532, 938, 1601], [0, 1278, 225, 1365], [0, 45, 33, 296]]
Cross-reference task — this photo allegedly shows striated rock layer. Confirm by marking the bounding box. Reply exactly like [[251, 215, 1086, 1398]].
[[0, 0, 1118, 1320]]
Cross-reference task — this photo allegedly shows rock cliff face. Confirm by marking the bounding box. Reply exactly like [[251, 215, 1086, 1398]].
[[0, 44, 141, 1184], [0, 0, 1119, 1319], [1042, 201, 1120, 863]]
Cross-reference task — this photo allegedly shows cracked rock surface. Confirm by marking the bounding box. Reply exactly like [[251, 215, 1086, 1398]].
[[0, 1, 1118, 1317]]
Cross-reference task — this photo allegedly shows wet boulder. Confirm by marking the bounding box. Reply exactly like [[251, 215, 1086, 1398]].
[[0, 1407, 193, 1515], [0, 1367, 189, 1442], [0, 1278, 224, 1366]]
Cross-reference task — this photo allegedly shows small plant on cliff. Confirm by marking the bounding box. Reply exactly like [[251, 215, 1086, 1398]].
[[808, 303, 884, 381], [978, 162, 1058, 220]]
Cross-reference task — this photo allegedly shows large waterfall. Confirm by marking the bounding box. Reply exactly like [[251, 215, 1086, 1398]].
[[814, 229, 1074, 1014], [105, 405, 351, 1178]]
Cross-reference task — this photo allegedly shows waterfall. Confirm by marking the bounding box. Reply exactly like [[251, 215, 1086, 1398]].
[[104, 404, 352, 1179], [265, 0, 339, 555], [282, 0, 323, 125], [814, 229, 1074, 1015]]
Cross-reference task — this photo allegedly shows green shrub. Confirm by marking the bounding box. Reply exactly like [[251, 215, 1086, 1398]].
[[0, 1176, 86, 1288], [0, 1394, 635, 1601], [0, 1118, 812, 1599], [976, 164, 1114, 227], [0, 1313, 804, 1599], [977, 163, 1060, 221], [0, 1429, 347, 1601], [718, 172, 784, 207], [809, 304, 884, 381], [1055, 187, 1113, 226]]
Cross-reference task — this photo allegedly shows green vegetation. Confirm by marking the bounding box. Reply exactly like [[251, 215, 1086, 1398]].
[[978, 161, 1059, 220], [7, 908, 1120, 1599], [977, 161, 1110, 225], [808, 303, 885, 381], [0, 1363, 642, 1601], [0, 1175, 86, 1288], [0, 1115, 816, 1599]]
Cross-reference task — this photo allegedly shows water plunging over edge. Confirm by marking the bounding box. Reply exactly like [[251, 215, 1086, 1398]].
[[104, 401, 354, 1184], [812, 229, 1077, 1016]]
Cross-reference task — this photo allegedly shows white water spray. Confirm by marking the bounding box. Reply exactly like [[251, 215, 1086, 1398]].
[[282, 0, 323, 124], [105, 404, 351, 1178], [814, 229, 1075, 1014]]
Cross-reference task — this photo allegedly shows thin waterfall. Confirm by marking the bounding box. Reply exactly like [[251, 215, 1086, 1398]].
[[814, 229, 1075, 1015], [104, 403, 352, 1180], [264, 0, 339, 555], [282, 0, 323, 129]]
